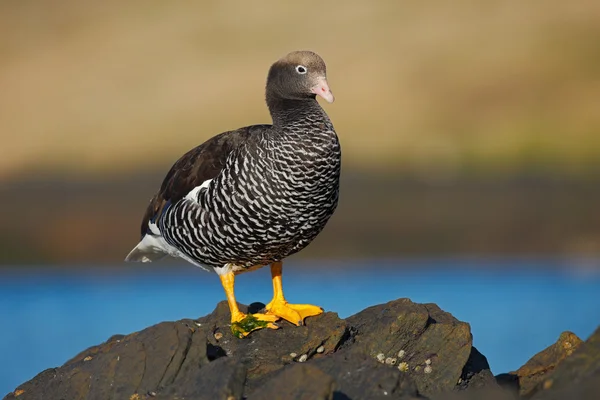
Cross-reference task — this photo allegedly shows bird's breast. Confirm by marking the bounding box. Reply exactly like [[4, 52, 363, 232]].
[[164, 123, 341, 268]]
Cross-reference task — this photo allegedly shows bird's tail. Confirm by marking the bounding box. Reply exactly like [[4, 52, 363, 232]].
[[124, 235, 167, 263]]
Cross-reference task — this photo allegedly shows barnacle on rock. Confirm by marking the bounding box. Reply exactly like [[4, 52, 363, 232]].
[[398, 362, 409, 372]]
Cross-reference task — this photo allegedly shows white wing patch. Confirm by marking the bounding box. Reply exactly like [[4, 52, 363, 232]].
[[148, 220, 161, 235], [124, 178, 215, 272], [185, 179, 212, 203]]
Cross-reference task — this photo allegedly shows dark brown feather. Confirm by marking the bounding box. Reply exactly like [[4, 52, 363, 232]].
[[139, 125, 268, 237]]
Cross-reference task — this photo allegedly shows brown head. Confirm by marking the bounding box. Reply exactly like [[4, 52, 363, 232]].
[[266, 51, 334, 105]]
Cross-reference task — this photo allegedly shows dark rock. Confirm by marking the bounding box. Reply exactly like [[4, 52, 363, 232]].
[[494, 331, 583, 397], [252, 364, 336, 400], [312, 349, 423, 399], [4, 320, 208, 400], [529, 327, 600, 400], [3, 298, 505, 400], [345, 298, 473, 397], [433, 388, 516, 400], [431, 348, 516, 400], [456, 346, 502, 392], [154, 357, 246, 400], [198, 301, 349, 393], [495, 373, 520, 397]]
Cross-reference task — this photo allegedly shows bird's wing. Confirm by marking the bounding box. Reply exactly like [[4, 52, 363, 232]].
[[139, 125, 268, 238]]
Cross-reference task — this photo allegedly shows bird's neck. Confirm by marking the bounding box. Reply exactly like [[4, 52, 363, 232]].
[[266, 94, 325, 128]]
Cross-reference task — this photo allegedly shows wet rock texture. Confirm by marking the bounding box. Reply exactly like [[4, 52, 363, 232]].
[[4, 298, 599, 400]]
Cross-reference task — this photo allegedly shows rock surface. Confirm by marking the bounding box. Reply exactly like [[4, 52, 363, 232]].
[[494, 328, 600, 400], [497, 331, 583, 397], [3, 298, 599, 400], [344, 299, 474, 397], [529, 327, 600, 400]]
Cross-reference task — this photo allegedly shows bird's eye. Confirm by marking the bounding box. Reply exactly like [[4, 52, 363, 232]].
[[295, 65, 307, 74]]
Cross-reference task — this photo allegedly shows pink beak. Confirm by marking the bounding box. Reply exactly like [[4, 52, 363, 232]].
[[311, 76, 335, 103]]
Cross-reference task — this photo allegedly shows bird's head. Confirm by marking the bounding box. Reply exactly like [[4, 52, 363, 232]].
[[266, 50, 334, 104]]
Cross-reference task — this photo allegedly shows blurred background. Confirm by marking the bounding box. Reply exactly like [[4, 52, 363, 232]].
[[1, 0, 599, 395]]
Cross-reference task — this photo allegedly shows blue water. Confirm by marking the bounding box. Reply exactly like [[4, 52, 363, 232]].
[[1, 258, 599, 396]]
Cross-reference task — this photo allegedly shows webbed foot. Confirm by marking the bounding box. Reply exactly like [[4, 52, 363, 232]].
[[265, 300, 323, 326]]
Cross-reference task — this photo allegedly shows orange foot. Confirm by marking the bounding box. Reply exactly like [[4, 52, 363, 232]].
[[265, 299, 323, 326], [265, 261, 323, 325]]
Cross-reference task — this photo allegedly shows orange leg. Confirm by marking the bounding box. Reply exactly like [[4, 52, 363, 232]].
[[265, 261, 323, 326], [219, 271, 279, 338]]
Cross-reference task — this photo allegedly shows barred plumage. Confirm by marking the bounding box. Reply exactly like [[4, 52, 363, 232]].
[[126, 50, 339, 337], [158, 102, 340, 270], [126, 51, 340, 277]]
